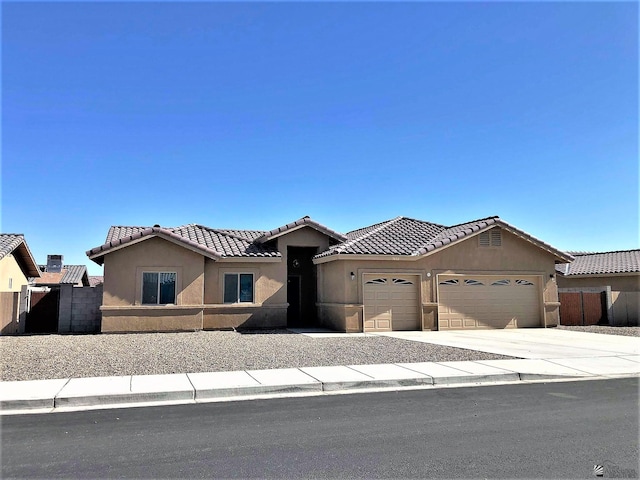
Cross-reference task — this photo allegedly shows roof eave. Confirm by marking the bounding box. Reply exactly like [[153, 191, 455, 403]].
[[14, 240, 42, 277], [87, 229, 223, 265], [558, 271, 639, 278], [313, 253, 418, 264], [255, 217, 347, 245]]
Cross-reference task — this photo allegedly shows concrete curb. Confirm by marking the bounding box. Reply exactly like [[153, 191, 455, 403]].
[[1, 360, 638, 415]]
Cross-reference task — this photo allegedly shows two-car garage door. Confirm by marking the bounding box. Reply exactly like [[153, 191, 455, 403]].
[[362, 273, 542, 332], [437, 274, 541, 330]]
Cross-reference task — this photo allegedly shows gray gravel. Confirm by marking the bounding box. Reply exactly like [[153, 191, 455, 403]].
[[557, 325, 639, 337], [1, 329, 513, 382]]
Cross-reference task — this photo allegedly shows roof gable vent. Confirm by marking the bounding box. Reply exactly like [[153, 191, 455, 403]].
[[46, 254, 63, 273], [479, 229, 502, 247]]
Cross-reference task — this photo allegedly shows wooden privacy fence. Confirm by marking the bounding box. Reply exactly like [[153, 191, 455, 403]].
[[559, 291, 606, 326], [0, 292, 20, 334]]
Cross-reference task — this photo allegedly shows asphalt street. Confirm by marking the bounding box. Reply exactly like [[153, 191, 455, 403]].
[[2, 378, 638, 479]]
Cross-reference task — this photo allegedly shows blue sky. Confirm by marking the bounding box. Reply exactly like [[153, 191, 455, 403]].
[[2, 2, 638, 275]]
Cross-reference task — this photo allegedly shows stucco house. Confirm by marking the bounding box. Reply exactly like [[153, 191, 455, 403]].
[[0, 234, 41, 334], [556, 250, 639, 325], [30, 255, 90, 287], [87, 215, 574, 333]]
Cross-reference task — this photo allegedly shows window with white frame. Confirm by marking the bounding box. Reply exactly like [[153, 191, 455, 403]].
[[224, 273, 254, 303], [142, 272, 176, 304]]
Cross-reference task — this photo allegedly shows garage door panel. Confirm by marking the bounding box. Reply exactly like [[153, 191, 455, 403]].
[[438, 275, 541, 330], [364, 275, 420, 332]]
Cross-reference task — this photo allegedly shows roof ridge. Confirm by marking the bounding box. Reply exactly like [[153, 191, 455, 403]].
[[568, 249, 640, 256], [445, 215, 500, 229], [334, 216, 404, 254], [400, 216, 448, 228], [205, 226, 262, 243]]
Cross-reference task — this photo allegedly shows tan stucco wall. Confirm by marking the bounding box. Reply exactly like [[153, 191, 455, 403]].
[[101, 307, 203, 332], [203, 260, 284, 305], [557, 274, 640, 292], [103, 237, 205, 307], [0, 255, 29, 293], [201, 226, 330, 329], [100, 227, 331, 332], [317, 228, 560, 330], [100, 237, 205, 332]]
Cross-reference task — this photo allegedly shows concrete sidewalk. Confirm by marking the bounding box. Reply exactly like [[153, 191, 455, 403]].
[[2, 356, 639, 415]]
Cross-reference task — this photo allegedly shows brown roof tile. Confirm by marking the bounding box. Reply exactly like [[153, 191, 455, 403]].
[[254, 216, 347, 244], [88, 215, 574, 266], [32, 265, 89, 285], [0, 234, 41, 277], [316, 215, 572, 262], [556, 250, 640, 276], [88, 224, 280, 265]]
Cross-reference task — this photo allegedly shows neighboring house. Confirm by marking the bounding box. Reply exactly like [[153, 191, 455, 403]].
[[31, 255, 90, 287], [0, 234, 41, 334], [88, 276, 104, 287], [556, 250, 639, 326], [26, 255, 100, 333], [87, 215, 573, 333]]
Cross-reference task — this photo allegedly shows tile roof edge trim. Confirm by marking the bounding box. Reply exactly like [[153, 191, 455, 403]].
[[87, 228, 223, 264], [496, 220, 574, 263], [556, 270, 639, 278], [254, 217, 348, 244], [14, 238, 43, 277], [313, 252, 419, 264], [314, 217, 406, 259], [412, 218, 498, 256], [568, 249, 640, 256]]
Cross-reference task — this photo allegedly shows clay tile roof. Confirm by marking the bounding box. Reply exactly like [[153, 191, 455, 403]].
[[315, 215, 573, 262], [0, 234, 25, 259], [88, 276, 104, 287], [33, 264, 89, 285], [317, 217, 446, 257], [87, 224, 281, 264], [555, 250, 640, 276], [255, 216, 347, 244], [0, 234, 41, 277], [61, 265, 89, 285]]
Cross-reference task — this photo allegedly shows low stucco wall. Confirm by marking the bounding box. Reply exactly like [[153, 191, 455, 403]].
[[203, 305, 287, 330], [317, 304, 362, 332], [101, 307, 203, 333]]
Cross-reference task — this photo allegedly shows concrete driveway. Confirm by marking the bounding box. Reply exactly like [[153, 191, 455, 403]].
[[375, 329, 640, 359]]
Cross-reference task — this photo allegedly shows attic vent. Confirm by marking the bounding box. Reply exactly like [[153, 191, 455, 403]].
[[479, 229, 502, 247], [46, 255, 63, 273]]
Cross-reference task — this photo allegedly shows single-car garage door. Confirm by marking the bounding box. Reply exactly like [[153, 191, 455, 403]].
[[363, 275, 420, 332], [438, 274, 541, 330]]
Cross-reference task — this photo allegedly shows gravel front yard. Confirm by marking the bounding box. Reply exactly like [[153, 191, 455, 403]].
[[1, 330, 513, 382], [557, 325, 639, 337], [3, 326, 637, 382]]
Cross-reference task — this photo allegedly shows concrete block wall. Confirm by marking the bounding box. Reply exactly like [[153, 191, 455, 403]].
[[59, 284, 102, 333]]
